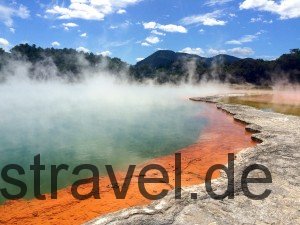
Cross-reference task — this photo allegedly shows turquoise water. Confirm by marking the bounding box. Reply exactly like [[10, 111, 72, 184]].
[[0, 80, 209, 202]]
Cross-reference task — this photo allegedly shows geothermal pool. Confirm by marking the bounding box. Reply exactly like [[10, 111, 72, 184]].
[[0, 79, 222, 202], [0, 96, 256, 225], [0, 79, 258, 224]]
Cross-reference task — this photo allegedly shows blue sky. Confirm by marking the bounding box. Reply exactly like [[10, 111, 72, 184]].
[[0, 0, 299, 64]]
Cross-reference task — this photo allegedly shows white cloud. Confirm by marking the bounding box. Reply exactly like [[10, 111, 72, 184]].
[[251, 18, 261, 22], [158, 24, 187, 33], [240, 0, 300, 19], [0, 4, 30, 27], [109, 20, 131, 30], [98, 51, 111, 57], [0, 38, 9, 47], [109, 25, 118, 29], [207, 48, 227, 56], [76, 46, 90, 53], [145, 36, 160, 44], [226, 35, 257, 45], [225, 31, 263, 45], [228, 47, 254, 56], [143, 22, 157, 29], [62, 22, 78, 27], [255, 55, 277, 60], [143, 22, 187, 33], [141, 42, 150, 47], [46, 0, 141, 21], [181, 10, 227, 26], [151, 30, 166, 36], [51, 41, 60, 47], [117, 9, 126, 14], [62, 22, 78, 30], [263, 19, 273, 23], [204, 0, 233, 6], [180, 47, 204, 56], [136, 57, 144, 61], [263, 20, 273, 24], [206, 47, 254, 57], [250, 16, 273, 23], [250, 16, 263, 23], [226, 40, 243, 45], [199, 29, 205, 33], [9, 27, 15, 33], [80, 32, 88, 37]]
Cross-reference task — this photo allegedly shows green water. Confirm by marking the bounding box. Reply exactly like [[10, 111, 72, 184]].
[[0, 82, 209, 202]]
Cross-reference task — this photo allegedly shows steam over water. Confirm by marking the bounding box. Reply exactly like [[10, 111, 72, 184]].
[[0, 74, 230, 201]]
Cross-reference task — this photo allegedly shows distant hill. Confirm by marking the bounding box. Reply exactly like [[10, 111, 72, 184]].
[[136, 50, 240, 69], [130, 49, 300, 85], [136, 50, 204, 69], [132, 50, 243, 83], [205, 54, 240, 65]]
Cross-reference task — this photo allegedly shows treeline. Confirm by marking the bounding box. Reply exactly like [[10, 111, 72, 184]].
[[0, 44, 299, 85], [0, 44, 127, 82], [225, 49, 300, 85], [129, 49, 300, 85]]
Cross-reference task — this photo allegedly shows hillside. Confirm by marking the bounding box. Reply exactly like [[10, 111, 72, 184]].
[[136, 50, 204, 69], [136, 51, 240, 69], [130, 49, 300, 85], [0, 44, 128, 82]]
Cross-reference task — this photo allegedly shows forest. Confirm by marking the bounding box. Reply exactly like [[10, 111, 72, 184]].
[[0, 44, 299, 85]]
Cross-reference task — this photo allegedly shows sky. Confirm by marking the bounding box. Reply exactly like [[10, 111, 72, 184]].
[[0, 0, 299, 64]]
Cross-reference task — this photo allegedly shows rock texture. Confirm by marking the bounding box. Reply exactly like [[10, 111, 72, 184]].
[[86, 95, 300, 225]]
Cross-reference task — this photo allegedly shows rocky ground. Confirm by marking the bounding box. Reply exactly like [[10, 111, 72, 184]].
[[86, 95, 300, 225]]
